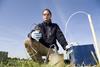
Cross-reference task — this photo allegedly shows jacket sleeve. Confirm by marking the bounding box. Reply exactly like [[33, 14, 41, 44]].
[[56, 24, 68, 50], [28, 24, 40, 38], [28, 29, 34, 38]]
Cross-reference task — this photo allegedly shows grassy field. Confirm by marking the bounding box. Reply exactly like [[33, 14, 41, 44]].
[[0, 59, 100, 67], [0, 59, 66, 67], [0, 59, 74, 67], [0, 59, 46, 67]]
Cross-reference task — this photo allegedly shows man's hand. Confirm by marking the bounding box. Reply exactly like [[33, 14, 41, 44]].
[[31, 30, 42, 41]]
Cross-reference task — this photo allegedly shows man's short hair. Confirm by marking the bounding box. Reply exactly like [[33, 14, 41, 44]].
[[42, 8, 52, 16]]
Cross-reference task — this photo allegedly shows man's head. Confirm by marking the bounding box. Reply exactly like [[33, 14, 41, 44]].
[[42, 9, 52, 22]]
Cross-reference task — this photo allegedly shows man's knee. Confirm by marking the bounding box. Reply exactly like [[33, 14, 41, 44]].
[[24, 38, 32, 48]]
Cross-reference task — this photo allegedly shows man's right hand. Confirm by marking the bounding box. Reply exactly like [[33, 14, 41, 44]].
[[31, 30, 42, 41]]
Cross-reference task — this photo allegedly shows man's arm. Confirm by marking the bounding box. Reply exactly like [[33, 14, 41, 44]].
[[28, 24, 41, 39], [56, 24, 68, 50], [28, 30, 34, 39]]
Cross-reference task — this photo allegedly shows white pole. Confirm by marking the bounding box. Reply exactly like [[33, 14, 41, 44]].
[[88, 14, 100, 63], [65, 11, 100, 64]]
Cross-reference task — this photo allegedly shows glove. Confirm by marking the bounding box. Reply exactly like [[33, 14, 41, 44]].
[[31, 30, 42, 41]]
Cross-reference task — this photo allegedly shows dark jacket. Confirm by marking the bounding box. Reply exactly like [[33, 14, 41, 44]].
[[28, 21, 68, 50]]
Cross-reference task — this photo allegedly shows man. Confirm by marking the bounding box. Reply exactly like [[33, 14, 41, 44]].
[[24, 8, 68, 63]]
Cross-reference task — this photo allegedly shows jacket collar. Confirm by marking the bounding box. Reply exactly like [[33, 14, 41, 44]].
[[43, 19, 52, 26]]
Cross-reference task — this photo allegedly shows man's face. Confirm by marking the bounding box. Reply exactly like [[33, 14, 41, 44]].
[[42, 10, 51, 22]]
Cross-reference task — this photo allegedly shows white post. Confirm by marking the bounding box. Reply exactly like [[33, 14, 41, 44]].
[[88, 14, 100, 63]]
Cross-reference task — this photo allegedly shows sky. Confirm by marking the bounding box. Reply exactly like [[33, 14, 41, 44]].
[[0, 0, 100, 59]]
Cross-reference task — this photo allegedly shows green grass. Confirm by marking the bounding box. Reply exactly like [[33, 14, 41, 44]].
[[0, 59, 99, 67], [0, 59, 57, 67], [0, 60, 44, 67]]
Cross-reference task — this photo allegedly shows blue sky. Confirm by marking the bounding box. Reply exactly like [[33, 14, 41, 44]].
[[0, 0, 100, 58]]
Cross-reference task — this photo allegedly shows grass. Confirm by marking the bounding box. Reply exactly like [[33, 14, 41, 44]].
[[0, 59, 70, 67], [0, 59, 100, 67], [0, 59, 56, 67], [0, 60, 43, 67]]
